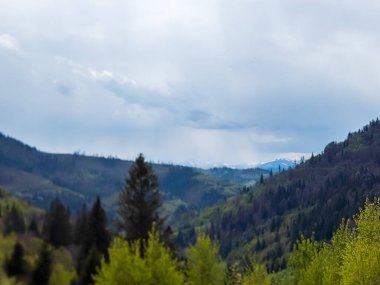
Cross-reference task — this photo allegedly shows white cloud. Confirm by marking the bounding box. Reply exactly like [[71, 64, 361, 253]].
[[0, 34, 18, 50]]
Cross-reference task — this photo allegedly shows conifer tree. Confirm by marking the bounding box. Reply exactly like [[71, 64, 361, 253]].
[[43, 198, 72, 247], [76, 246, 101, 285], [117, 153, 170, 254], [76, 197, 110, 285], [84, 197, 110, 257], [4, 241, 27, 278], [260, 174, 264, 184], [31, 244, 52, 285], [4, 206, 25, 235], [73, 204, 88, 245], [28, 218, 39, 236]]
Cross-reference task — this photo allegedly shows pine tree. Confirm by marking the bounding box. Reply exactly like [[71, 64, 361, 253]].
[[4, 206, 25, 235], [31, 244, 52, 285], [28, 218, 39, 236], [76, 246, 101, 285], [117, 153, 170, 255], [73, 204, 88, 245], [76, 197, 110, 285], [84, 197, 110, 257], [260, 174, 264, 184], [4, 241, 27, 278], [43, 198, 72, 247]]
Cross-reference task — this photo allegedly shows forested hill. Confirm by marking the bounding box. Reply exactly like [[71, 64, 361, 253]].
[[0, 132, 266, 218], [182, 119, 380, 270]]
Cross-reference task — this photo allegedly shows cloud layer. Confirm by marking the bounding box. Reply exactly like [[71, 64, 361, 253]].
[[1, 0, 380, 166]]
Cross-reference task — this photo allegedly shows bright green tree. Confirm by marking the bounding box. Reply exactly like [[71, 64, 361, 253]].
[[341, 199, 380, 285], [93, 237, 150, 285], [186, 233, 226, 285], [288, 236, 319, 284], [242, 260, 271, 285], [288, 199, 380, 285], [94, 228, 183, 285]]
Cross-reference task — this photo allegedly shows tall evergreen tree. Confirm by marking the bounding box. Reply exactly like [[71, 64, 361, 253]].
[[117, 153, 170, 254], [3, 205, 25, 235], [76, 197, 110, 285], [73, 204, 88, 245], [28, 218, 39, 236], [84, 197, 110, 257], [43, 197, 72, 247], [31, 244, 52, 285], [4, 241, 27, 278]]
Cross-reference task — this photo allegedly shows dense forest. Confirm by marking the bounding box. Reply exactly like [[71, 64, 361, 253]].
[[1, 119, 380, 284], [175, 119, 380, 270]]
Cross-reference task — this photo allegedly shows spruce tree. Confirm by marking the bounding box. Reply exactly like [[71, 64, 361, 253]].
[[73, 204, 88, 245], [117, 153, 170, 255], [31, 244, 52, 285], [43, 197, 72, 247], [84, 197, 110, 257], [76, 197, 110, 285], [28, 218, 39, 236], [4, 206, 25, 235], [4, 241, 27, 278]]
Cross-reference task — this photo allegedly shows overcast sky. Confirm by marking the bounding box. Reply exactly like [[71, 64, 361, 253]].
[[1, 0, 380, 167]]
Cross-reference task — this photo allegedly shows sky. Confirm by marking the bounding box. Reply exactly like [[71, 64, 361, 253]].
[[1, 0, 380, 167]]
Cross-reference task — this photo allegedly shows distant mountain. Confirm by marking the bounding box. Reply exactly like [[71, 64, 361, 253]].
[[202, 167, 269, 186], [257, 159, 296, 172], [0, 132, 249, 221], [179, 119, 380, 270]]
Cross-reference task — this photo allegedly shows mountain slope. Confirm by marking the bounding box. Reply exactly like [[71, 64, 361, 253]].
[[257, 159, 296, 172], [201, 167, 269, 186], [181, 119, 380, 270], [0, 133, 244, 218]]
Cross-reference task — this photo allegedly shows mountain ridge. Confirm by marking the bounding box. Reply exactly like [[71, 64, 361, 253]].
[[0, 131, 268, 221]]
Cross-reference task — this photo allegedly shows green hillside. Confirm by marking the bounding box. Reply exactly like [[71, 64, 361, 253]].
[[180, 119, 380, 270]]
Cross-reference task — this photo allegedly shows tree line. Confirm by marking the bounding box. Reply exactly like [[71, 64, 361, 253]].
[[2, 152, 380, 284]]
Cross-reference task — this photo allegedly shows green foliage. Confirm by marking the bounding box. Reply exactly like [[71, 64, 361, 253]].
[[285, 198, 380, 285], [241, 257, 271, 285], [288, 237, 319, 283], [186, 234, 226, 285], [340, 199, 380, 285], [94, 228, 184, 285], [94, 237, 150, 285], [50, 263, 76, 285]]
